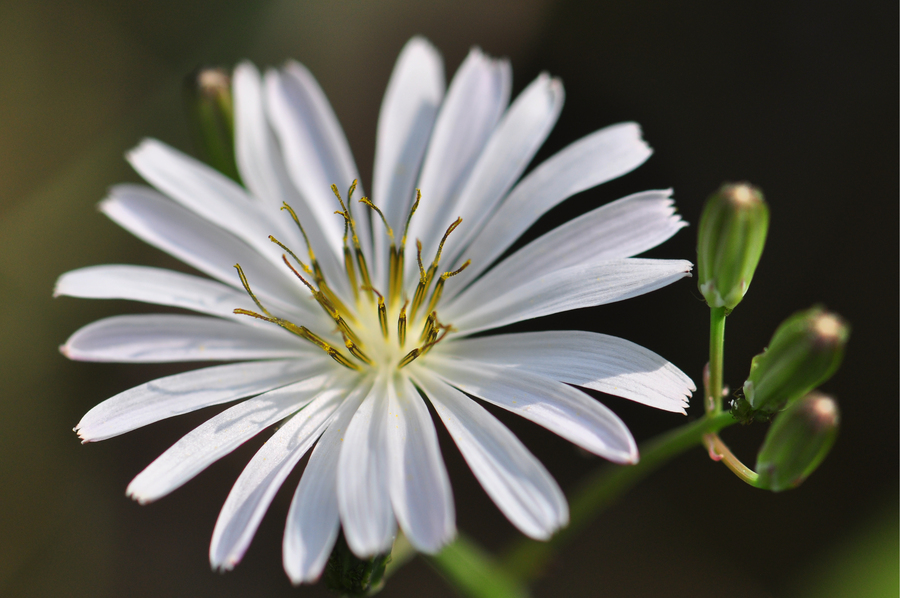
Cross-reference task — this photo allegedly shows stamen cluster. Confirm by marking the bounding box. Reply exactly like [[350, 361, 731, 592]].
[[234, 181, 469, 372]]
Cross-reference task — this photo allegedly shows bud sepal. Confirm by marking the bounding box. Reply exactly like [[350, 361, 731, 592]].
[[755, 392, 840, 491], [697, 183, 769, 312]]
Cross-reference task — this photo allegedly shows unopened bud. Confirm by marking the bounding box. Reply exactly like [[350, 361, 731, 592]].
[[756, 392, 840, 491], [183, 66, 241, 183], [697, 183, 769, 312], [322, 532, 391, 596], [737, 306, 848, 420]]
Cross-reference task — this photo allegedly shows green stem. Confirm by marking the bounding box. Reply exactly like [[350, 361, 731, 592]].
[[501, 411, 735, 582], [426, 533, 531, 598], [708, 307, 727, 413]]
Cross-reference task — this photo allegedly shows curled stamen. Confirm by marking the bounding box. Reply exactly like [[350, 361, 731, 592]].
[[282, 255, 360, 342], [280, 203, 324, 282], [333, 182, 374, 302], [425, 259, 471, 317], [359, 197, 394, 243], [233, 308, 359, 371], [234, 264, 271, 317], [363, 286, 389, 338], [270, 235, 313, 275]]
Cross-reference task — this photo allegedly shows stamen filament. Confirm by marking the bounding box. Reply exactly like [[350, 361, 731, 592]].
[[233, 308, 359, 371], [398, 301, 408, 347]]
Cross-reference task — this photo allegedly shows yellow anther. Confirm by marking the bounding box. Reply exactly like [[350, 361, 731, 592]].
[[419, 311, 436, 343], [344, 336, 374, 366], [398, 300, 408, 347], [363, 286, 389, 338]]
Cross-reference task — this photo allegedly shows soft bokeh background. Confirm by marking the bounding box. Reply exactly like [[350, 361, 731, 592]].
[[1, 1, 896, 597]]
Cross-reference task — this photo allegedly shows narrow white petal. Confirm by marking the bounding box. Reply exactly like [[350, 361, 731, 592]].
[[76, 359, 328, 442], [452, 122, 653, 289], [337, 373, 396, 556], [385, 375, 455, 553], [442, 73, 564, 268], [412, 368, 567, 540], [426, 356, 638, 463], [438, 332, 695, 414], [127, 372, 339, 504], [55, 265, 261, 322], [101, 185, 316, 318], [406, 47, 511, 277], [209, 380, 352, 570], [447, 258, 693, 335], [62, 314, 307, 363], [372, 37, 444, 282], [282, 380, 369, 584], [127, 139, 293, 272], [265, 63, 370, 260], [233, 63, 351, 299], [446, 190, 685, 303]]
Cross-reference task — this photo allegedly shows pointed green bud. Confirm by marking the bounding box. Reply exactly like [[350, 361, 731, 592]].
[[183, 66, 242, 183], [735, 307, 848, 421], [697, 183, 769, 312], [756, 392, 839, 491], [322, 532, 391, 596]]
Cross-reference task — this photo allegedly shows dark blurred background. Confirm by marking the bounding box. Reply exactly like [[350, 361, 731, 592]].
[[1, 1, 896, 597]]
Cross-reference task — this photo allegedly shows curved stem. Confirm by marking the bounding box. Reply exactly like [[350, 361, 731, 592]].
[[501, 411, 735, 582]]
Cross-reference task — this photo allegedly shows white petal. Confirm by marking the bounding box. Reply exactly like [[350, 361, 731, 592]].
[[412, 367, 567, 540], [452, 122, 653, 289], [446, 189, 685, 303], [385, 375, 455, 553], [406, 47, 511, 279], [101, 184, 316, 318], [371, 37, 444, 282], [442, 73, 564, 268], [127, 372, 339, 503], [62, 314, 307, 362], [447, 258, 693, 335], [209, 380, 352, 570], [55, 265, 262, 322], [438, 332, 695, 414], [76, 359, 327, 442], [282, 380, 369, 584], [265, 62, 369, 260], [426, 356, 638, 463], [127, 139, 292, 272], [233, 63, 351, 299], [337, 373, 396, 556]]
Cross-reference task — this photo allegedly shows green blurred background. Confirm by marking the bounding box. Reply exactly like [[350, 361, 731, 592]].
[[1, 1, 896, 596]]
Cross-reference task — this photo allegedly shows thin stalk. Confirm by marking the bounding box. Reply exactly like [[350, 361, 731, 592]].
[[708, 307, 727, 413], [501, 411, 735, 582]]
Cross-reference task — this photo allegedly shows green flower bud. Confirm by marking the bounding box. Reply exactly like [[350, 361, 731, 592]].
[[739, 306, 848, 419], [756, 392, 840, 491], [183, 66, 242, 183], [697, 183, 769, 311], [323, 532, 391, 595]]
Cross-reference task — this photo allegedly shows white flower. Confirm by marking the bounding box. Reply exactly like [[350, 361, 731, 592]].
[[57, 37, 694, 584]]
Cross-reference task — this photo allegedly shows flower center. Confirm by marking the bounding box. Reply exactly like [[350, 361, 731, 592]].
[[233, 181, 469, 373]]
